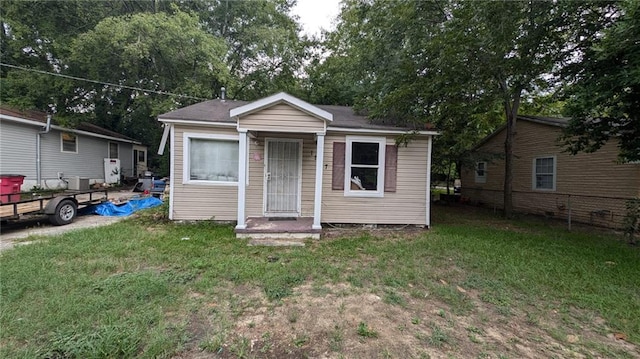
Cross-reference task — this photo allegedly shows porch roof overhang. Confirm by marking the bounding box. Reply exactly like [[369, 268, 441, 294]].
[[230, 92, 333, 123]]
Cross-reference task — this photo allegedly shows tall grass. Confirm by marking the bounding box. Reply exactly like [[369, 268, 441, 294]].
[[1, 205, 638, 358]]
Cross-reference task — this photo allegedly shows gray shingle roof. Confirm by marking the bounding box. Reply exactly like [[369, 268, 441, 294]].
[[517, 115, 570, 128], [0, 106, 138, 142], [158, 99, 430, 132]]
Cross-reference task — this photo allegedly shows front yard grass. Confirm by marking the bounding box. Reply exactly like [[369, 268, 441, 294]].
[[1, 205, 638, 358]]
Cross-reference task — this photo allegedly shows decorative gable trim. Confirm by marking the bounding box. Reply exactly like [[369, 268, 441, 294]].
[[230, 92, 333, 122]]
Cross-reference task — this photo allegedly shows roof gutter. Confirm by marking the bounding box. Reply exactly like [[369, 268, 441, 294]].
[[1, 114, 140, 144]]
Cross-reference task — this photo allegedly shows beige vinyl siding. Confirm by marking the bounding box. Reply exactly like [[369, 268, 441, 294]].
[[321, 133, 429, 225], [172, 124, 238, 221], [245, 133, 317, 217], [461, 120, 640, 227], [238, 103, 325, 133]]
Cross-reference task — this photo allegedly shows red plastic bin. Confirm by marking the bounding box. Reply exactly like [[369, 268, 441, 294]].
[[0, 174, 25, 203]]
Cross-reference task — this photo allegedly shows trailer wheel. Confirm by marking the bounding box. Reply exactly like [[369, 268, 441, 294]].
[[49, 199, 77, 226]]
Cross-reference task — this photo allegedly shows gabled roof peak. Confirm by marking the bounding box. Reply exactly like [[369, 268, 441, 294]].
[[230, 92, 333, 122]]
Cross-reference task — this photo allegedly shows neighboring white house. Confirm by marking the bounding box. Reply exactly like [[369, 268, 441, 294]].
[[0, 106, 147, 191], [158, 92, 438, 238]]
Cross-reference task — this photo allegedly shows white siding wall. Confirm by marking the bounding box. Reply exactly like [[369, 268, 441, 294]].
[[321, 133, 429, 225], [171, 124, 239, 221], [0, 121, 37, 178], [170, 125, 431, 225], [238, 104, 325, 132], [1, 120, 138, 190]]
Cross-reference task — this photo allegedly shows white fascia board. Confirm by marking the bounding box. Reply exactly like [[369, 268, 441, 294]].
[[327, 126, 439, 136], [236, 125, 325, 135], [230, 92, 333, 122], [55, 126, 141, 144], [1, 114, 140, 144], [0, 114, 47, 127], [159, 118, 237, 127]]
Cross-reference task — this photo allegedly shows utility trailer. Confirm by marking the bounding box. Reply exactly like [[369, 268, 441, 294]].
[[0, 189, 109, 225]]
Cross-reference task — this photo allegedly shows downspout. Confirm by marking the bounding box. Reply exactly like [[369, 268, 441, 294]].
[[36, 114, 52, 187]]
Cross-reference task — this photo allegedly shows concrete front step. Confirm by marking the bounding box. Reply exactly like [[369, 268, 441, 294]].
[[247, 238, 306, 247], [236, 231, 320, 240], [235, 217, 321, 240]]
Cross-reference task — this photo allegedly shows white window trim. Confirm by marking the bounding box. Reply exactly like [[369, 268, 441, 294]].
[[182, 132, 240, 186], [475, 161, 487, 183], [532, 155, 557, 191], [60, 132, 78, 153], [108, 141, 119, 159], [344, 136, 386, 198]]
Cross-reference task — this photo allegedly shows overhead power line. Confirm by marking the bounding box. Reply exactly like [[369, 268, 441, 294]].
[[0, 63, 208, 101]]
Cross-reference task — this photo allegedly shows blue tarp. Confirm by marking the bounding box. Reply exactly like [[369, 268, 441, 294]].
[[93, 196, 163, 217]]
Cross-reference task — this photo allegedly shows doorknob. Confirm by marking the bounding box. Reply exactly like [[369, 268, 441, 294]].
[[266, 172, 271, 180]]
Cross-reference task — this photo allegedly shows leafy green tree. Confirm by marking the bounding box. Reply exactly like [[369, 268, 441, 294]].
[[316, 0, 618, 217], [64, 8, 230, 169], [561, 0, 640, 162], [188, 0, 308, 100]]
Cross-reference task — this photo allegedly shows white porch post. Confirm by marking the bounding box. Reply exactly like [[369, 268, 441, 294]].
[[425, 135, 433, 228], [236, 129, 248, 229], [312, 133, 325, 230]]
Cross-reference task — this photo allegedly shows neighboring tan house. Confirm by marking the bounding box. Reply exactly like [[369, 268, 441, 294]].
[[157, 92, 437, 238], [0, 106, 148, 190], [461, 115, 640, 228]]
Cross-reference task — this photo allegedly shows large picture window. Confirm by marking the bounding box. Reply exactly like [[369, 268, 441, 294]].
[[61, 132, 77, 153], [533, 156, 556, 190], [183, 133, 239, 184], [344, 136, 385, 197]]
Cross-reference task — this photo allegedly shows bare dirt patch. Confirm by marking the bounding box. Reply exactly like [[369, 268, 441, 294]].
[[174, 282, 639, 359]]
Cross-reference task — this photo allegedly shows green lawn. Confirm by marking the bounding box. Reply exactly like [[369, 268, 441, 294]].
[[1, 205, 638, 358]]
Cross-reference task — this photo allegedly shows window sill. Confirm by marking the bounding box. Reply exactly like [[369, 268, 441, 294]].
[[183, 180, 238, 186], [533, 188, 556, 192], [343, 190, 384, 198]]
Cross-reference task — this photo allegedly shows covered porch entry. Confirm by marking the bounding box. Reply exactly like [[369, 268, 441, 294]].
[[230, 93, 333, 239]]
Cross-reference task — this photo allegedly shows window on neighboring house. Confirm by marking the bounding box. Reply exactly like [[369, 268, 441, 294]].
[[533, 156, 556, 190], [344, 136, 386, 197], [184, 133, 239, 184], [138, 150, 145, 163], [61, 133, 77, 153], [475, 161, 487, 183], [109, 142, 119, 159]]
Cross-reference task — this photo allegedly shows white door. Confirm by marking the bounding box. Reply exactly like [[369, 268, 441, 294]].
[[104, 158, 121, 184], [264, 139, 302, 216]]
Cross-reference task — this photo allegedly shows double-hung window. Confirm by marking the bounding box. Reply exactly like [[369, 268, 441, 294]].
[[533, 156, 556, 191], [475, 161, 487, 183], [108, 142, 119, 159], [183, 133, 239, 185], [61, 132, 77, 153], [344, 136, 386, 197]]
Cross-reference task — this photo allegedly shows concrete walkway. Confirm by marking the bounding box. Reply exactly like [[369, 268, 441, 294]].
[[0, 189, 140, 252], [0, 215, 127, 252]]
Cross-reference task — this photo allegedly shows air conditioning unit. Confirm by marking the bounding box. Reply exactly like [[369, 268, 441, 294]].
[[68, 176, 90, 190]]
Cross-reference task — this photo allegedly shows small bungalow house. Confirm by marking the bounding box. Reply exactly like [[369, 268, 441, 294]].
[[0, 106, 148, 190], [157, 92, 437, 238], [461, 115, 640, 228]]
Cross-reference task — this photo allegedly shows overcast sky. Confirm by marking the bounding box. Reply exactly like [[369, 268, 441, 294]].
[[291, 0, 342, 37]]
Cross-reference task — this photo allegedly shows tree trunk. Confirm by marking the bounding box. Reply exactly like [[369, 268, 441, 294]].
[[503, 112, 515, 217], [501, 84, 522, 219]]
